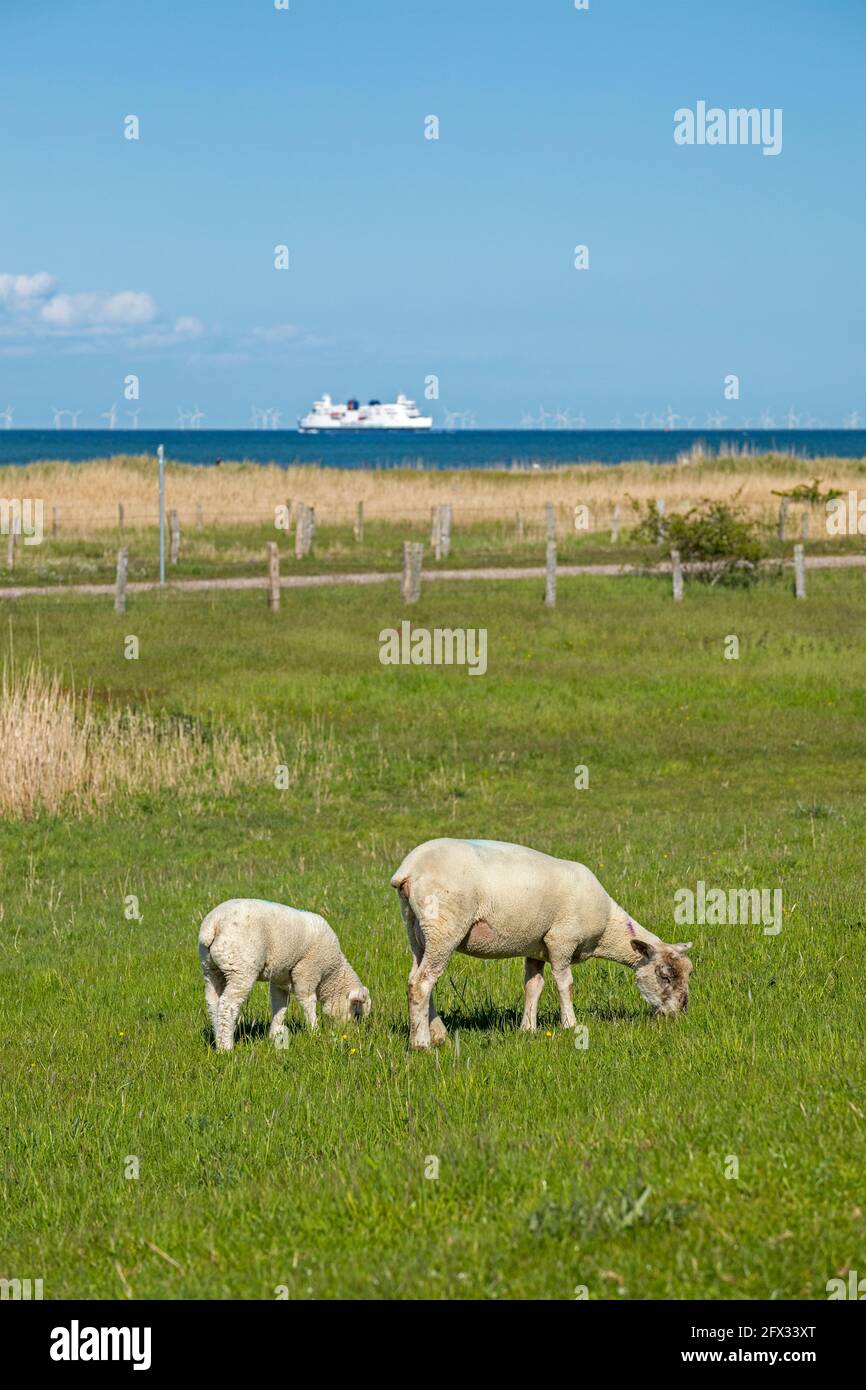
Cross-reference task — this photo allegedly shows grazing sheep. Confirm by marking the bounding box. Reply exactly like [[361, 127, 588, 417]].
[[391, 838, 693, 1049], [198, 898, 371, 1051]]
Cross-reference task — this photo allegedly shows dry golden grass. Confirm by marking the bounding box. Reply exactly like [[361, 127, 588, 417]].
[[3, 452, 865, 535], [0, 662, 337, 819]]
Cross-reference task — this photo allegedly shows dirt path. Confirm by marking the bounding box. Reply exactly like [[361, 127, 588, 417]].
[[0, 552, 863, 601]]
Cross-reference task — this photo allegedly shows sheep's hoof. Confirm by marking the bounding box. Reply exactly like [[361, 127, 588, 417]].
[[429, 1020, 449, 1046]]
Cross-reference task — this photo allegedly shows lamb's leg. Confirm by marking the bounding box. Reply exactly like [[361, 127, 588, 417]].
[[269, 982, 290, 1040], [290, 963, 320, 1031], [520, 958, 546, 1032], [215, 972, 256, 1052], [550, 960, 577, 1030], [201, 956, 226, 1041], [402, 898, 447, 1046]]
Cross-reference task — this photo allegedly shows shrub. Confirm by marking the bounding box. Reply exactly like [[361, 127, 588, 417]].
[[629, 497, 766, 585]]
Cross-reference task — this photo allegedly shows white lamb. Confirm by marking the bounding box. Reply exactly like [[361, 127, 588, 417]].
[[391, 838, 693, 1049], [198, 898, 371, 1051]]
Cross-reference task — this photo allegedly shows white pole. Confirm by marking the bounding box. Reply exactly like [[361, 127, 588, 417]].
[[158, 444, 165, 586]]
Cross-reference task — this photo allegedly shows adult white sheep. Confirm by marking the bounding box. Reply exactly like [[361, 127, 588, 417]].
[[391, 838, 693, 1050], [198, 898, 371, 1051]]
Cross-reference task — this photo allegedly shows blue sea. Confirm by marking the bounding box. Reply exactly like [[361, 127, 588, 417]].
[[1, 429, 864, 470]]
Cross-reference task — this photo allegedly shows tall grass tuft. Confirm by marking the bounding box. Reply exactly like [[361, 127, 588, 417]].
[[0, 662, 328, 819]]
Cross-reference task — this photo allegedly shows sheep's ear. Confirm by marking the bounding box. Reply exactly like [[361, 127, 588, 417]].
[[630, 939, 655, 960], [673, 942, 693, 955]]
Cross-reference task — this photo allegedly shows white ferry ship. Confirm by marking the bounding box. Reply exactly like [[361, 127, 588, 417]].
[[298, 393, 433, 432]]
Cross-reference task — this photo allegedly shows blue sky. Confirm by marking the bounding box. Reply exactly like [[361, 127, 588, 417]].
[[1, 0, 864, 428]]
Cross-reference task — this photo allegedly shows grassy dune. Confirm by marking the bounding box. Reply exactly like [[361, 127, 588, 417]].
[[1, 568, 864, 1299], [3, 451, 865, 534]]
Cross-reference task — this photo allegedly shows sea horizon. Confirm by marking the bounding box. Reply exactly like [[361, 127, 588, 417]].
[[1, 427, 865, 471]]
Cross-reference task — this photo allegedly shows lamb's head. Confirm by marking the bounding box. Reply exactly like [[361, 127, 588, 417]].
[[323, 962, 372, 1023], [629, 937, 693, 1017]]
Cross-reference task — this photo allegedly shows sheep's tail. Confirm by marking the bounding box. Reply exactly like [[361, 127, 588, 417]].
[[198, 912, 220, 950]]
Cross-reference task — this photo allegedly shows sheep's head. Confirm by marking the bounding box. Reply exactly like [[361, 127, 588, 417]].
[[326, 982, 372, 1023], [630, 938, 693, 1017]]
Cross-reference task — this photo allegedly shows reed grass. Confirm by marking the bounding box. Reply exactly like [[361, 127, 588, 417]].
[[0, 661, 337, 819], [4, 452, 865, 535]]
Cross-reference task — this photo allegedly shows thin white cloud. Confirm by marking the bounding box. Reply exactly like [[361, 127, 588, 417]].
[[40, 289, 156, 329], [132, 315, 205, 348], [248, 323, 300, 342], [0, 272, 57, 306], [0, 270, 194, 345]]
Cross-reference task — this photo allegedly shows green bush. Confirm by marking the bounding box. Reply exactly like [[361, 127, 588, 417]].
[[629, 497, 766, 585]]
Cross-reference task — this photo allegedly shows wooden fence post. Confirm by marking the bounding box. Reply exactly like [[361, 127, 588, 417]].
[[306, 505, 316, 554], [294, 503, 307, 558], [778, 496, 789, 541], [6, 518, 18, 571], [118, 503, 125, 531], [401, 542, 423, 603], [516, 510, 524, 543], [801, 509, 810, 541], [671, 548, 684, 602], [545, 540, 557, 608], [440, 503, 452, 559], [545, 502, 555, 541], [354, 501, 364, 543], [169, 509, 180, 564], [794, 543, 806, 599], [196, 502, 204, 529], [431, 504, 442, 559], [52, 506, 60, 537], [610, 503, 621, 543], [656, 498, 666, 542], [267, 541, 280, 611], [114, 546, 129, 613]]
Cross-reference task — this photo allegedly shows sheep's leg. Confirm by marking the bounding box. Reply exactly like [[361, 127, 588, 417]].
[[296, 994, 318, 1030], [520, 958, 546, 1032], [202, 961, 226, 1040], [408, 951, 451, 1050], [402, 899, 447, 1047], [550, 962, 577, 1030], [289, 963, 320, 1031], [215, 973, 256, 1052], [269, 982, 290, 1040]]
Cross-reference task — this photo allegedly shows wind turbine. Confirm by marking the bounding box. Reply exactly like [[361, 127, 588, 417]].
[[176, 407, 190, 429], [536, 406, 552, 430], [783, 408, 800, 429], [705, 411, 725, 428], [189, 405, 205, 429], [50, 406, 67, 429], [127, 409, 141, 429], [758, 409, 776, 429], [843, 410, 862, 429], [663, 406, 680, 431], [573, 410, 586, 429], [0, 405, 14, 429], [610, 415, 624, 429], [101, 403, 119, 430], [519, 411, 536, 429], [554, 409, 574, 429], [635, 412, 650, 429], [267, 408, 282, 430], [68, 410, 81, 429]]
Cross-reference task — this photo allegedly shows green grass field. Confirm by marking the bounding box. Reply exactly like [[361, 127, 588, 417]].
[[2, 565, 864, 1299], [3, 513, 865, 589]]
